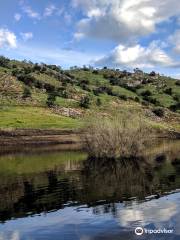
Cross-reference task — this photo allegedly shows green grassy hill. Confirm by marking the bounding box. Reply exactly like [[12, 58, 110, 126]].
[[0, 56, 179, 131]]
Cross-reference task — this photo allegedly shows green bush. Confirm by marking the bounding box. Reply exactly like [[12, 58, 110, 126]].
[[46, 93, 56, 107], [80, 95, 91, 108], [119, 95, 128, 101], [164, 88, 172, 95], [17, 73, 36, 87], [135, 97, 140, 102], [92, 70, 99, 74], [0, 56, 10, 67], [22, 87, 31, 99], [149, 71, 156, 77], [82, 84, 91, 92], [79, 79, 90, 85], [175, 81, 180, 86], [96, 98, 102, 106], [170, 103, 180, 112], [141, 90, 152, 97], [173, 95, 180, 102]]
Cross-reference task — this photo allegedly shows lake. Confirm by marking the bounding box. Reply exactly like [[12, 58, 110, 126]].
[[0, 140, 179, 240]]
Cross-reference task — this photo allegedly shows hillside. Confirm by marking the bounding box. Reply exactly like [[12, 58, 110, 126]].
[[0, 56, 179, 132]]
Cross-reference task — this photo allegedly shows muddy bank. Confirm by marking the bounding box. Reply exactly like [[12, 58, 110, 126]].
[[0, 129, 84, 154], [0, 128, 179, 154]]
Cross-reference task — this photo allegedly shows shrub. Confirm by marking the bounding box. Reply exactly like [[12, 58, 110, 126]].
[[82, 66, 90, 71], [170, 103, 180, 112], [173, 95, 180, 102], [96, 98, 102, 106], [109, 77, 119, 85], [46, 93, 56, 107], [175, 81, 180, 86], [149, 71, 156, 77], [93, 86, 113, 95], [65, 72, 74, 78], [148, 97, 160, 105], [17, 73, 36, 87], [142, 96, 159, 105], [79, 79, 89, 85], [100, 86, 113, 95], [24, 67, 32, 75], [12, 64, 17, 68], [93, 89, 99, 96], [44, 83, 55, 93], [47, 64, 61, 72], [61, 90, 69, 98], [82, 84, 91, 92], [12, 69, 20, 77], [135, 97, 140, 102], [119, 95, 128, 101], [0, 56, 10, 67], [22, 87, 31, 99], [141, 90, 152, 97], [33, 63, 41, 71], [92, 70, 99, 74], [83, 113, 152, 159], [80, 95, 91, 108], [152, 107, 164, 117], [34, 80, 44, 89], [164, 88, 172, 95]]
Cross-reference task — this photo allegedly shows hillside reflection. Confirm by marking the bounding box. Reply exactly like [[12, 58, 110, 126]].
[[0, 140, 179, 223]]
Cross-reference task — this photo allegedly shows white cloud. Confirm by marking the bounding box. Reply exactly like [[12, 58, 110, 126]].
[[169, 30, 180, 53], [14, 13, 21, 22], [44, 4, 56, 17], [95, 41, 179, 68], [117, 200, 177, 227], [72, 0, 180, 43], [21, 32, 33, 41], [0, 231, 20, 240], [22, 4, 40, 19], [0, 28, 17, 48]]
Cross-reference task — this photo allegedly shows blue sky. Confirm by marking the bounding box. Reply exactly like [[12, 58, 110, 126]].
[[0, 0, 180, 78]]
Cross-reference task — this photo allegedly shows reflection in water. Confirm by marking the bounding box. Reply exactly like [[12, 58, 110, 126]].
[[0, 140, 179, 239], [117, 199, 177, 227]]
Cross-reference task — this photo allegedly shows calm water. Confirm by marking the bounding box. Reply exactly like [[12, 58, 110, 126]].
[[0, 140, 179, 240]]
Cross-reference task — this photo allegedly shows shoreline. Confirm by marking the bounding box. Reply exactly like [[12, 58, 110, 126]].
[[0, 128, 179, 154], [0, 129, 84, 154]]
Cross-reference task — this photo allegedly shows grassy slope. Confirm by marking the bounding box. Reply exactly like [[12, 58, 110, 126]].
[[0, 59, 179, 131], [0, 106, 81, 129]]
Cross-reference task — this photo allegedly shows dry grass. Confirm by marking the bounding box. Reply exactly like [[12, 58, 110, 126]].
[[84, 112, 152, 159]]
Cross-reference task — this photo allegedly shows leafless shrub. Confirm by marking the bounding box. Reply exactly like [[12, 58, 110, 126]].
[[84, 112, 152, 159]]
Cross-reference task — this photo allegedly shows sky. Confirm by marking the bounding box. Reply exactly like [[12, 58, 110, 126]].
[[0, 0, 180, 78]]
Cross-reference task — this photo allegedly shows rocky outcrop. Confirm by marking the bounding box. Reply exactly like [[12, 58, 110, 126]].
[[52, 107, 83, 118]]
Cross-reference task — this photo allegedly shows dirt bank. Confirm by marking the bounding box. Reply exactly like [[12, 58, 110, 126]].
[[0, 129, 84, 154], [0, 128, 179, 154]]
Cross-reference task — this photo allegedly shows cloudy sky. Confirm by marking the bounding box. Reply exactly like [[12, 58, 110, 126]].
[[0, 0, 180, 77]]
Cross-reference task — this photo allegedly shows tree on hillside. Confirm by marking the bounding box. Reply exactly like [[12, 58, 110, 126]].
[[46, 92, 56, 107], [0, 56, 10, 67], [80, 95, 91, 108], [22, 87, 31, 99]]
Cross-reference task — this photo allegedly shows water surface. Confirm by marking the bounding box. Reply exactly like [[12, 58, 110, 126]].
[[0, 140, 179, 240]]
